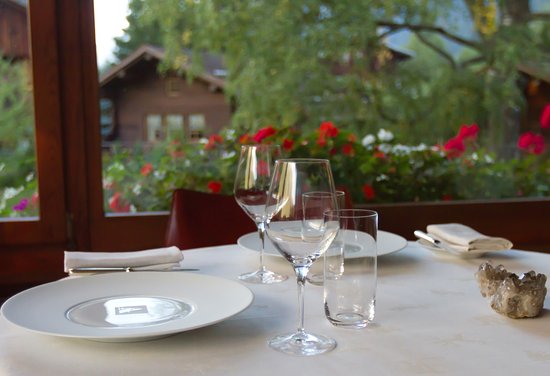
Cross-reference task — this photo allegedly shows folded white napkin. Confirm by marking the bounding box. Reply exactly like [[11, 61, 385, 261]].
[[64, 246, 183, 273], [427, 223, 513, 253]]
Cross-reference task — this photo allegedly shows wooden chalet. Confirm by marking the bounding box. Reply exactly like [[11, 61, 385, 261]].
[[0, 0, 28, 60], [99, 44, 231, 147]]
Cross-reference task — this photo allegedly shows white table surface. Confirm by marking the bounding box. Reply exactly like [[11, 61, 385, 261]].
[[1, 242, 549, 376]]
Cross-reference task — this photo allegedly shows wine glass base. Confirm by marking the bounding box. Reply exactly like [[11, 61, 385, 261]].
[[238, 268, 287, 284], [268, 331, 336, 356]]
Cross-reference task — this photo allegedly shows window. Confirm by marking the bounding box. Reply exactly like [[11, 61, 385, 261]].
[[145, 114, 163, 142], [166, 114, 184, 141], [1, 0, 549, 297], [188, 113, 206, 140], [165, 77, 181, 97]]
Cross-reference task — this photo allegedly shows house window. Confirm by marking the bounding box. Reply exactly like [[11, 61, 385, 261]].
[[166, 114, 184, 141], [165, 77, 181, 97], [189, 113, 206, 140], [145, 114, 163, 142], [99, 98, 114, 137]]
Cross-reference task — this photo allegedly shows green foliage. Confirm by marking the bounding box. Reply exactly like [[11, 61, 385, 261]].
[[128, 0, 549, 153], [0, 56, 36, 196], [112, 0, 165, 62], [94, 123, 548, 213]]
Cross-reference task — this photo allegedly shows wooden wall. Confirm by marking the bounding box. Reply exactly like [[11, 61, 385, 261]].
[[101, 58, 231, 144], [0, 0, 29, 60]]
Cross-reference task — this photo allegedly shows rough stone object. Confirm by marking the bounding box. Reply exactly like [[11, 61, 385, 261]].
[[475, 262, 547, 319]]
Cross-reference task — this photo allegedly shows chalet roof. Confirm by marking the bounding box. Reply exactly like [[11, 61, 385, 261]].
[[518, 63, 550, 84], [99, 44, 226, 90]]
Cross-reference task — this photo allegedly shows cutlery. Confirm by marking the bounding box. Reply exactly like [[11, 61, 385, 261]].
[[69, 267, 200, 274], [413, 230, 462, 255]]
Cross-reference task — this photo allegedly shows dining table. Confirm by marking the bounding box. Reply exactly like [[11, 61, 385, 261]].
[[1, 240, 549, 375]]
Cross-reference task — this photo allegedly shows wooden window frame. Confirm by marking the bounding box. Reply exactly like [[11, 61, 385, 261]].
[[1, 0, 549, 297]]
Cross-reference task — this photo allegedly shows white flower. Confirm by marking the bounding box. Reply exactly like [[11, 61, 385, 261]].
[[132, 184, 142, 196], [3, 187, 23, 200], [362, 134, 376, 146], [484, 155, 494, 163], [222, 150, 236, 159], [25, 172, 35, 182], [377, 129, 394, 142], [378, 143, 392, 154], [154, 170, 166, 180], [392, 144, 411, 155]]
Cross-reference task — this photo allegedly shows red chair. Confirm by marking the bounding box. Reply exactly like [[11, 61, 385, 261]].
[[165, 189, 256, 250]]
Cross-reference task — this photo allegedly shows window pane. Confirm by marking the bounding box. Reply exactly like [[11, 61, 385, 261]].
[[0, 2, 39, 219], [166, 114, 184, 141], [96, 1, 549, 215]]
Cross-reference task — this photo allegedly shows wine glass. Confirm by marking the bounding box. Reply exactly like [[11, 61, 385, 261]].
[[234, 144, 288, 284], [265, 158, 340, 356]]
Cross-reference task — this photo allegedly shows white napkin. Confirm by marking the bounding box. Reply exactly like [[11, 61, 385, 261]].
[[427, 223, 513, 253], [64, 246, 184, 273]]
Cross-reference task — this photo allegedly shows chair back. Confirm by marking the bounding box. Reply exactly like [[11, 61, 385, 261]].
[[165, 189, 256, 250]]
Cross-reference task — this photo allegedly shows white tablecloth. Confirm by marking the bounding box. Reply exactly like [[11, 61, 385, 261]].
[[1, 242, 549, 375]]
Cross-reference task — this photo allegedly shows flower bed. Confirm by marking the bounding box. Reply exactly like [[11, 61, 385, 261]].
[[1, 121, 548, 216], [101, 122, 548, 213]]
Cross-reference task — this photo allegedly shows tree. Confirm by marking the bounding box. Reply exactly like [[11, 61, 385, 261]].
[[129, 0, 550, 152], [112, 0, 165, 62]]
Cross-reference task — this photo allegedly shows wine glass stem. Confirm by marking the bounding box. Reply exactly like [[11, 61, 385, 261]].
[[295, 266, 308, 334], [257, 221, 267, 272]]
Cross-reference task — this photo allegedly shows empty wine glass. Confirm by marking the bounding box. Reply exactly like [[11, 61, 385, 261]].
[[265, 158, 340, 356], [234, 144, 287, 284]]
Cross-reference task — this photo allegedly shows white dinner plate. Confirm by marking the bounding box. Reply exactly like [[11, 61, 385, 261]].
[[1, 272, 253, 342], [238, 230, 407, 258]]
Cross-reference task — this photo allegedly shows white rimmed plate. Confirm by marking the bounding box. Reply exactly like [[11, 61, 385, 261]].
[[238, 230, 407, 258], [1, 272, 253, 342]]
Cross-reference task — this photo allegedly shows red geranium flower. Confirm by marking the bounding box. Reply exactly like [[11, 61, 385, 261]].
[[443, 136, 465, 158], [517, 132, 545, 155], [347, 134, 357, 142], [362, 184, 376, 201], [342, 143, 354, 156], [31, 192, 39, 206], [319, 121, 339, 138], [257, 160, 270, 176], [109, 192, 130, 213], [239, 133, 251, 144], [205, 134, 223, 150], [253, 126, 277, 143], [282, 138, 294, 151], [140, 163, 153, 177], [457, 123, 479, 141], [373, 151, 386, 159], [316, 133, 327, 147], [540, 104, 550, 129], [207, 180, 222, 194]]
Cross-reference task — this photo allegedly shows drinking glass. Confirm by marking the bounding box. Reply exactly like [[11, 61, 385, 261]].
[[323, 209, 377, 328], [234, 144, 287, 284], [306, 190, 346, 286], [265, 158, 339, 356]]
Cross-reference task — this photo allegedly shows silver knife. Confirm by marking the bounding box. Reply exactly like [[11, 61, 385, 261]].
[[69, 267, 199, 274], [413, 230, 462, 255]]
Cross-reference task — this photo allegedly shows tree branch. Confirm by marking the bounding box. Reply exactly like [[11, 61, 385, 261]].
[[414, 31, 457, 69], [377, 20, 482, 51], [461, 55, 485, 68]]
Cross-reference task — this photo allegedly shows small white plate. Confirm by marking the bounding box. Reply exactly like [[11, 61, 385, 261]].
[[1, 272, 253, 342], [238, 230, 407, 258]]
